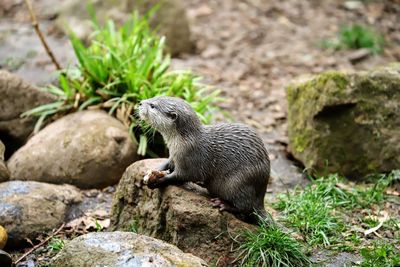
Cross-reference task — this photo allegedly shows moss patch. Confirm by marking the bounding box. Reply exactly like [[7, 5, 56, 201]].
[[287, 65, 400, 179]]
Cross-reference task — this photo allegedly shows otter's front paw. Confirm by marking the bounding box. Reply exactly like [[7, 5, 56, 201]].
[[143, 170, 169, 189]]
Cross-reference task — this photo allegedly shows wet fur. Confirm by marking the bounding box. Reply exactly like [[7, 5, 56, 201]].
[[139, 96, 270, 221]]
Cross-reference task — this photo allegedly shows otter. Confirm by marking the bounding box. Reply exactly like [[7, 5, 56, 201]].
[[138, 96, 271, 222]]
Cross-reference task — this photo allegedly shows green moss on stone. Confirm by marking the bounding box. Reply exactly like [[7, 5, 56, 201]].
[[286, 65, 400, 179]]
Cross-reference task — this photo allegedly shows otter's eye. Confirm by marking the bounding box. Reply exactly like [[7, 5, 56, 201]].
[[149, 104, 155, 109]]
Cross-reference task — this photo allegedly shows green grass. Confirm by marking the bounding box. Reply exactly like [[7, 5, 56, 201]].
[[129, 219, 139, 233], [273, 171, 398, 248], [274, 174, 345, 246], [23, 9, 220, 156], [360, 242, 400, 267], [321, 24, 385, 54], [236, 219, 311, 267], [47, 237, 65, 252]]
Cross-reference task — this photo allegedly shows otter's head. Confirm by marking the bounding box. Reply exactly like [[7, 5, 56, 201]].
[[138, 96, 202, 139]]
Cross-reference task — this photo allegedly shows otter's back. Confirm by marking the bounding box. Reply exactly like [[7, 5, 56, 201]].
[[202, 123, 269, 175]]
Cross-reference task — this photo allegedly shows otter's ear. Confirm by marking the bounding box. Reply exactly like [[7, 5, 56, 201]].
[[168, 112, 178, 121]]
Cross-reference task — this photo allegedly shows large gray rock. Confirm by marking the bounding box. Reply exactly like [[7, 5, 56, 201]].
[[8, 110, 138, 189], [286, 64, 400, 179], [110, 159, 254, 265], [49, 231, 207, 267], [0, 140, 9, 182], [0, 70, 55, 158], [55, 0, 194, 56], [0, 181, 82, 248]]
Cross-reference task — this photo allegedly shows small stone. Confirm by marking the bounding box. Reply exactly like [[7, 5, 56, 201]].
[[343, 1, 364, 10], [201, 44, 221, 59], [347, 48, 371, 64]]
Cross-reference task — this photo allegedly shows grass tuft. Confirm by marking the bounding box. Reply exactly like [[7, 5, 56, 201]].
[[321, 24, 385, 54], [360, 242, 400, 267], [47, 237, 65, 252], [236, 219, 311, 267]]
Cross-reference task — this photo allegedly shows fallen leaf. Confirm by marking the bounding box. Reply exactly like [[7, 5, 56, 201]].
[[364, 210, 389, 236]]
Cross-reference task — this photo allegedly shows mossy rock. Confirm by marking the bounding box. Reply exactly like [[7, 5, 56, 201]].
[[287, 64, 400, 179]]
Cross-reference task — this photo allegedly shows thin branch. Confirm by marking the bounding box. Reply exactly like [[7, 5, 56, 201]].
[[15, 223, 65, 265], [24, 0, 62, 70]]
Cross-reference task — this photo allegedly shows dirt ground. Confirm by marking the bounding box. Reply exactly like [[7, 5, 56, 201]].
[[1, 0, 399, 266]]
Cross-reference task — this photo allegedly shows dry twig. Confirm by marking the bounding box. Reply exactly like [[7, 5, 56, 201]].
[[15, 223, 65, 265], [24, 0, 62, 70]]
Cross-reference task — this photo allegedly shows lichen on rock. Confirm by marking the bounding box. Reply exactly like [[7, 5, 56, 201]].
[[287, 64, 400, 178]]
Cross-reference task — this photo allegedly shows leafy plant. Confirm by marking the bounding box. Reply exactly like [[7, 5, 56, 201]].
[[360, 242, 400, 267], [95, 220, 103, 232], [129, 219, 139, 233], [236, 218, 311, 267], [47, 237, 65, 252], [321, 24, 385, 54], [23, 10, 220, 156]]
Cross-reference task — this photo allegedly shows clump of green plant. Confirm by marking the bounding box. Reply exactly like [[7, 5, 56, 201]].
[[236, 219, 311, 267], [47, 237, 65, 252], [321, 24, 385, 54], [23, 10, 220, 156], [129, 219, 139, 233], [274, 175, 345, 246], [274, 171, 397, 247], [360, 242, 400, 267]]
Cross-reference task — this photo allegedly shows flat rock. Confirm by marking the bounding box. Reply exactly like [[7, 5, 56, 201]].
[[287, 64, 400, 179], [8, 110, 138, 189], [0, 140, 9, 182], [49, 231, 207, 267], [0, 70, 55, 158], [0, 181, 82, 248], [110, 159, 254, 265]]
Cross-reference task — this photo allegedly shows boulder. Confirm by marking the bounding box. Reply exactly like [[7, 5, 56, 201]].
[[0, 181, 82, 248], [0, 140, 9, 182], [55, 0, 194, 56], [110, 159, 254, 265], [49, 231, 207, 267], [286, 64, 400, 178], [8, 110, 138, 189], [0, 70, 55, 158]]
